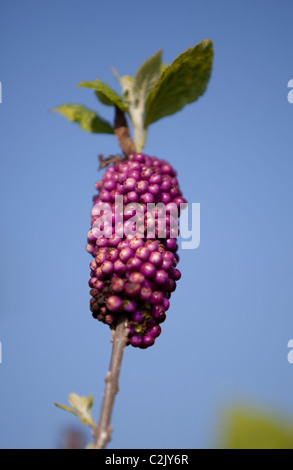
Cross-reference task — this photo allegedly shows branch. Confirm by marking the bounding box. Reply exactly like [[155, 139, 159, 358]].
[[93, 315, 129, 449], [114, 106, 136, 155]]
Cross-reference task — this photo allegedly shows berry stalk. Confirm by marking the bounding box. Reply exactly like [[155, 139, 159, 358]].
[[93, 315, 129, 449]]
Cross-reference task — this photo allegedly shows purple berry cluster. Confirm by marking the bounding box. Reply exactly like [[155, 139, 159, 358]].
[[86, 153, 186, 348]]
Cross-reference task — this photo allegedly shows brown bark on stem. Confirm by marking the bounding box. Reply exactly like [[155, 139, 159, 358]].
[[93, 315, 129, 449], [114, 106, 136, 155]]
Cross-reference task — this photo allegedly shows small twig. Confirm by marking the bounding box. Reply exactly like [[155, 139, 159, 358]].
[[93, 315, 129, 449], [98, 153, 127, 170]]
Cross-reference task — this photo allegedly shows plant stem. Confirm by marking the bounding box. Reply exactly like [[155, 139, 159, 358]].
[[114, 106, 136, 155], [93, 315, 129, 449]]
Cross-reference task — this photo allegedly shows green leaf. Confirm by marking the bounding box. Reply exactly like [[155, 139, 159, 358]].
[[113, 50, 163, 152], [77, 79, 128, 112], [120, 76, 133, 102], [111, 68, 134, 102], [160, 62, 168, 74], [55, 393, 95, 429], [54, 402, 79, 418], [52, 104, 114, 134], [87, 394, 94, 409], [133, 49, 162, 108], [144, 39, 213, 128], [95, 90, 114, 106], [222, 408, 293, 449]]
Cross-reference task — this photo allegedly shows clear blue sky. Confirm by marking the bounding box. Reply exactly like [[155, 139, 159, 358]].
[[0, 0, 293, 449]]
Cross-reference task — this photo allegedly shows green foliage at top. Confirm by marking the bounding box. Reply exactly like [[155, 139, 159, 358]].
[[112, 49, 164, 150], [144, 40, 213, 127], [52, 104, 114, 134], [53, 40, 213, 152], [77, 78, 128, 112]]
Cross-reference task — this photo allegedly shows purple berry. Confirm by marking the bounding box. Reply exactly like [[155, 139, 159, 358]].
[[129, 272, 145, 284], [161, 163, 173, 175], [111, 277, 125, 293], [129, 237, 144, 250], [134, 153, 145, 163], [155, 270, 168, 285], [140, 192, 154, 204], [140, 262, 156, 279], [140, 167, 153, 179], [145, 240, 160, 252], [140, 286, 152, 301], [128, 161, 141, 171], [99, 189, 111, 202], [149, 251, 163, 267], [123, 300, 137, 312], [151, 290, 164, 304], [149, 174, 162, 185], [107, 248, 119, 262], [96, 237, 109, 247], [161, 179, 171, 192], [106, 295, 122, 312], [163, 298, 170, 311], [149, 184, 160, 196], [135, 180, 149, 194], [161, 192, 172, 204], [123, 177, 137, 192], [173, 269, 181, 280], [143, 334, 155, 348], [101, 261, 114, 275], [119, 247, 134, 263], [96, 251, 107, 265], [130, 335, 143, 347], [132, 310, 143, 323], [135, 246, 150, 261], [113, 259, 127, 276], [127, 191, 139, 203], [125, 282, 141, 297], [129, 169, 140, 180], [165, 238, 176, 250], [148, 324, 162, 338], [126, 257, 143, 272], [89, 275, 96, 287], [161, 258, 172, 270]]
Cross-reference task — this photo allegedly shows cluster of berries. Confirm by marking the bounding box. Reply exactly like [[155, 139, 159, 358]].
[[86, 153, 186, 348]]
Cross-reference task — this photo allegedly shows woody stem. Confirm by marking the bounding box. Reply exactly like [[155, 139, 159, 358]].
[[93, 315, 129, 449]]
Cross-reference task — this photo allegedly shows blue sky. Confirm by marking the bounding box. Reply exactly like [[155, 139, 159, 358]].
[[0, 0, 293, 449]]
